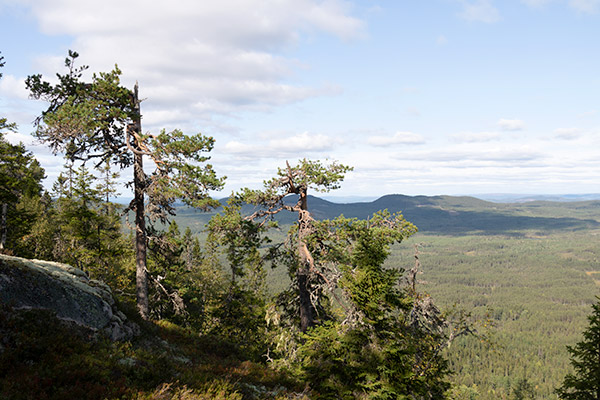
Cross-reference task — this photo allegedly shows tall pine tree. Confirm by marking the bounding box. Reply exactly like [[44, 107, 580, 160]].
[[26, 51, 224, 318]]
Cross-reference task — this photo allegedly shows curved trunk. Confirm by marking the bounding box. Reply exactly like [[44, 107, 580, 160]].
[[297, 269, 314, 332]]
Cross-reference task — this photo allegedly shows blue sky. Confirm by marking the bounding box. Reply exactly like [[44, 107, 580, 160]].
[[1, 0, 600, 199]]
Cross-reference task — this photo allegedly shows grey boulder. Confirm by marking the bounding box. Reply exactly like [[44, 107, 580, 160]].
[[0, 254, 139, 341]]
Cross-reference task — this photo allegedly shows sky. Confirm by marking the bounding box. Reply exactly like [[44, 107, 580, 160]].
[[1, 0, 600, 200]]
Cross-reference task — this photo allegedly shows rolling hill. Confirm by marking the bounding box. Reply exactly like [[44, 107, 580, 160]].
[[172, 194, 600, 235]]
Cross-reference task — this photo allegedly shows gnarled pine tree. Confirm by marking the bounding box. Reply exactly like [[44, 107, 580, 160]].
[[239, 159, 352, 331], [238, 160, 457, 397], [26, 51, 224, 318]]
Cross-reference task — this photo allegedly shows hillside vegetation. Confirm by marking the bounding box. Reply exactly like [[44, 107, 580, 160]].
[[173, 194, 600, 399], [395, 230, 600, 399]]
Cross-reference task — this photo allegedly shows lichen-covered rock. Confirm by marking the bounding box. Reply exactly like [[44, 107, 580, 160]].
[[0, 254, 139, 341]]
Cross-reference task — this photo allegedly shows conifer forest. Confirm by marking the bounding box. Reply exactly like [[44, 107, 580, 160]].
[[2, 51, 600, 400]]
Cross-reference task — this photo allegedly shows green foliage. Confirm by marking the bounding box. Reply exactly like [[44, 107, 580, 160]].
[[59, 165, 130, 285], [271, 158, 353, 193], [0, 306, 141, 399], [239, 158, 352, 215], [143, 206, 271, 359], [0, 135, 45, 205], [230, 160, 455, 397], [512, 377, 536, 399], [201, 201, 274, 359], [391, 231, 600, 400], [148, 129, 223, 213], [239, 159, 354, 333], [146, 222, 213, 325], [0, 118, 16, 135], [27, 50, 224, 318], [97, 159, 121, 206], [134, 382, 243, 400], [555, 298, 600, 399], [10, 193, 54, 257], [11, 163, 133, 291], [130, 195, 600, 399], [26, 51, 133, 166], [295, 211, 450, 399], [206, 199, 273, 284], [26, 51, 224, 221], [446, 384, 480, 400], [0, 131, 46, 252]]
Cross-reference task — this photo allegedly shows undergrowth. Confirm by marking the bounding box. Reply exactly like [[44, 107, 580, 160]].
[[0, 304, 305, 400]]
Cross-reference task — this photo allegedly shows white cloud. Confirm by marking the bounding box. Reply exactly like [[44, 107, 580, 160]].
[[217, 134, 600, 196], [19, 0, 364, 129], [458, 0, 501, 23], [0, 74, 28, 100], [399, 145, 544, 164], [141, 109, 193, 128], [4, 131, 35, 146], [553, 128, 582, 139], [269, 131, 338, 152], [569, 0, 600, 13], [451, 131, 501, 143], [224, 131, 338, 158], [436, 35, 448, 45], [27, 0, 364, 42], [497, 118, 525, 131], [367, 131, 425, 146], [224, 140, 258, 154]]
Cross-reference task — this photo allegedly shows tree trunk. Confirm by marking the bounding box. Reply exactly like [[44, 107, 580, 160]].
[[297, 268, 314, 332], [132, 84, 149, 319], [0, 202, 7, 250], [297, 188, 315, 332]]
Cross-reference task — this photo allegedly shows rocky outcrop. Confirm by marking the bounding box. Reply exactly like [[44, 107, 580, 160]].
[[0, 254, 139, 341]]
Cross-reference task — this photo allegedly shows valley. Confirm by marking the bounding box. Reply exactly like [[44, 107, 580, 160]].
[[171, 194, 600, 399]]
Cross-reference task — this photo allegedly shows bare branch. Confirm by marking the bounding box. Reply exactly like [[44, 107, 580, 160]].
[[125, 124, 151, 156]]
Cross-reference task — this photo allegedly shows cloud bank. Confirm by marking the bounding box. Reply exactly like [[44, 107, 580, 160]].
[[20, 0, 364, 129]]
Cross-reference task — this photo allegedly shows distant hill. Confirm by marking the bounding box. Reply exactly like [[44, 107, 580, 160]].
[[474, 193, 600, 203], [171, 194, 600, 235]]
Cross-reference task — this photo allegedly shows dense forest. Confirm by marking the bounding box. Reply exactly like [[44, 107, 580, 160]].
[[2, 51, 600, 399]]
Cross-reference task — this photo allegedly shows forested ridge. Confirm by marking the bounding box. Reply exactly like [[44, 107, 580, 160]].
[[2, 52, 600, 400], [171, 193, 600, 235]]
